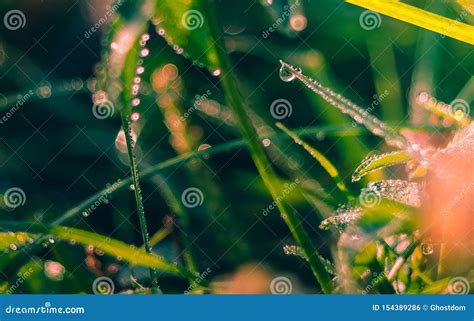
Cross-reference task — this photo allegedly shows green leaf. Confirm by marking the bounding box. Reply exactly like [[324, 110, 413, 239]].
[[352, 151, 414, 182], [0, 222, 190, 277], [153, 1, 220, 72], [346, 0, 474, 45]]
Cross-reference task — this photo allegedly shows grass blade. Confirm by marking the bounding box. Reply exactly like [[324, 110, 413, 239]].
[[346, 0, 474, 45], [0, 222, 191, 277], [352, 150, 414, 182], [205, 2, 333, 293], [279, 60, 408, 150], [276, 122, 353, 200]]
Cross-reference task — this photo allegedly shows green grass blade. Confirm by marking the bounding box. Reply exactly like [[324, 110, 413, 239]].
[[352, 150, 414, 182], [279, 60, 408, 150], [346, 0, 474, 45], [276, 122, 353, 200], [205, 2, 333, 293], [0, 222, 191, 278], [0, 124, 437, 282]]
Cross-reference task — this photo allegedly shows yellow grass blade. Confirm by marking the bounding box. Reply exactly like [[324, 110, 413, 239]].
[[346, 0, 474, 45]]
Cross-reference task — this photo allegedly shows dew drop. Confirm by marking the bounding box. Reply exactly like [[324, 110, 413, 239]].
[[279, 65, 295, 82], [212, 69, 221, 77], [262, 138, 271, 147], [132, 98, 141, 107], [421, 242, 434, 255], [131, 112, 140, 122]]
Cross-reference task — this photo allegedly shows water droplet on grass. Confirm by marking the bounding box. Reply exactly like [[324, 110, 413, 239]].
[[279, 65, 295, 82]]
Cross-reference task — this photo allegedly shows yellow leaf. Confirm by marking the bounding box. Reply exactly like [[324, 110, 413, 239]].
[[346, 0, 474, 45]]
